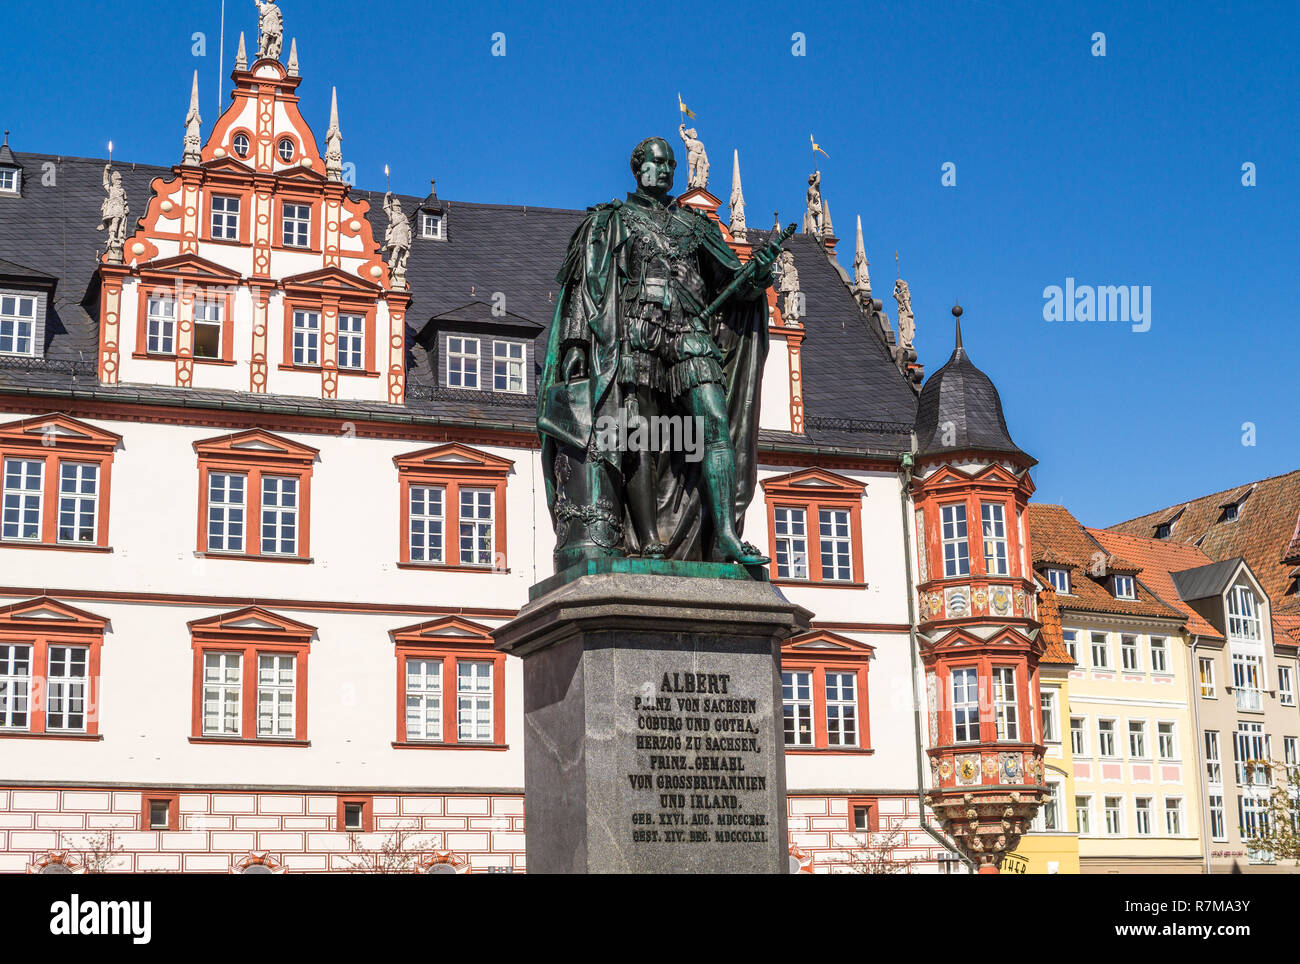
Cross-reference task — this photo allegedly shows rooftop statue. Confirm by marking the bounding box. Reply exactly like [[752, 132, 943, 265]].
[[538, 137, 795, 570], [98, 164, 129, 263], [678, 124, 710, 190], [254, 0, 283, 61], [382, 190, 411, 288], [775, 248, 801, 323], [802, 171, 823, 235], [894, 277, 916, 350]]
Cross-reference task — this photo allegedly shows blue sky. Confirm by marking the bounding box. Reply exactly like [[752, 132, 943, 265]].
[[2, 0, 1295, 526]]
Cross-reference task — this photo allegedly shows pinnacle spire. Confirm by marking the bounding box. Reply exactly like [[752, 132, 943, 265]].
[[287, 38, 299, 76], [235, 32, 248, 70], [324, 86, 343, 182], [822, 198, 833, 238], [953, 304, 964, 351], [851, 215, 872, 302], [182, 70, 202, 165], [728, 149, 747, 241]]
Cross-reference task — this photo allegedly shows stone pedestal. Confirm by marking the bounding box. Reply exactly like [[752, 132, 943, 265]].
[[495, 567, 811, 874]]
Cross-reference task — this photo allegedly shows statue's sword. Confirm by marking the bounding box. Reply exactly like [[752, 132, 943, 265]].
[[700, 222, 797, 319]]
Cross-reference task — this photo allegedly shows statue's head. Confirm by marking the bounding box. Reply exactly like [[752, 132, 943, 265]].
[[630, 137, 675, 197], [684, 127, 697, 138], [110, 171, 122, 186]]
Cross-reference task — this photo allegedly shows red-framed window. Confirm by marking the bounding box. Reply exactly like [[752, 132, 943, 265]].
[[393, 443, 513, 572], [390, 616, 507, 749], [141, 791, 180, 831], [929, 641, 1038, 747], [337, 795, 374, 832], [0, 414, 120, 551], [273, 194, 320, 252], [193, 428, 317, 562], [279, 270, 382, 377], [848, 796, 881, 833], [133, 256, 240, 365], [760, 468, 865, 586], [0, 596, 107, 740], [779, 631, 873, 753], [187, 606, 314, 745]]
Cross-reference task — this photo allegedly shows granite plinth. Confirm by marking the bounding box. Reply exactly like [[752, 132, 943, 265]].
[[496, 572, 811, 874]]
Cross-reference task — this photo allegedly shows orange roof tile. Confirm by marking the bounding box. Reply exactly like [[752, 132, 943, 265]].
[[1109, 469, 1300, 622], [1028, 504, 1188, 623], [1034, 580, 1074, 665], [1087, 527, 1222, 639]]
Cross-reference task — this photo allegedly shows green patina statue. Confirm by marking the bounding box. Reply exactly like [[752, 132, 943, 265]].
[[538, 136, 796, 573]]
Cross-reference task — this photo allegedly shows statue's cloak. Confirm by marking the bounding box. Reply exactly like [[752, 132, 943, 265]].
[[538, 196, 769, 561]]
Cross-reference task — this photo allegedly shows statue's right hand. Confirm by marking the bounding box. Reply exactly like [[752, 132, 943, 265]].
[[562, 346, 588, 381]]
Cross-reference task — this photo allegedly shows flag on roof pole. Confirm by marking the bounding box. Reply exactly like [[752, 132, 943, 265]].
[[678, 93, 695, 119], [811, 134, 829, 159]]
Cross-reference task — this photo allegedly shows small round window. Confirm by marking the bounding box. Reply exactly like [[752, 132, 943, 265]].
[[278, 138, 295, 162], [232, 133, 249, 158]]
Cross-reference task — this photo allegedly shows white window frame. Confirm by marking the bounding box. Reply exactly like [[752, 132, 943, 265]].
[[458, 487, 494, 566], [1207, 793, 1226, 841], [817, 507, 852, 582], [1227, 585, 1262, 641], [338, 313, 365, 370], [1279, 665, 1295, 707], [980, 502, 1008, 576], [952, 667, 979, 744], [259, 475, 298, 556], [1031, 779, 1061, 833], [277, 138, 295, 163], [1164, 796, 1183, 836], [0, 167, 19, 195], [202, 651, 242, 736], [1128, 719, 1148, 759], [1062, 628, 1079, 663], [146, 294, 176, 354], [1233, 651, 1265, 712], [1070, 715, 1087, 756], [1112, 574, 1136, 600], [1046, 568, 1070, 594], [1204, 730, 1222, 786], [940, 503, 970, 577], [1157, 721, 1177, 761], [420, 212, 443, 240], [0, 293, 37, 356], [1097, 718, 1117, 758], [1149, 636, 1168, 674], [782, 669, 813, 747], [446, 336, 480, 389], [206, 471, 246, 553], [1090, 632, 1110, 670], [1075, 795, 1092, 836], [825, 671, 858, 747], [3, 457, 44, 541], [404, 657, 442, 742], [232, 133, 250, 158], [256, 653, 296, 738], [1121, 634, 1141, 672], [0, 642, 32, 729], [1234, 721, 1270, 786], [1103, 795, 1124, 836], [282, 202, 311, 248], [993, 666, 1018, 741], [56, 462, 98, 544], [193, 297, 223, 360], [492, 340, 525, 394], [408, 484, 444, 564], [292, 309, 320, 366], [456, 660, 493, 743], [1041, 688, 1059, 743], [773, 506, 808, 580], [1198, 656, 1217, 698], [210, 194, 240, 240], [1133, 796, 1153, 836]]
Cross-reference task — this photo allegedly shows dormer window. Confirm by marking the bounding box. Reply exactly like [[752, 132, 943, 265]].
[[232, 133, 250, 158], [1112, 574, 1136, 600], [1222, 503, 1239, 523], [1046, 568, 1071, 594], [0, 168, 18, 195], [0, 294, 37, 355], [1155, 522, 1171, 539], [492, 340, 526, 393], [421, 212, 444, 240], [446, 336, 480, 389]]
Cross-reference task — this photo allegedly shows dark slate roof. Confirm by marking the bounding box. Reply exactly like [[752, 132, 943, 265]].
[[913, 316, 1033, 463], [1171, 557, 1245, 602], [0, 151, 918, 454]]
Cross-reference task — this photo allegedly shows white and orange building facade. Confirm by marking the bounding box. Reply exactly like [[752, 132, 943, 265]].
[[0, 21, 1004, 874]]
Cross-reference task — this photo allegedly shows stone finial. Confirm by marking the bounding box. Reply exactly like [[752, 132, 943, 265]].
[[894, 277, 915, 351], [97, 163, 129, 264], [678, 123, 709, 190], [728, 150, 747, 242], [775, 249, 801, 324], [235, 31, 248, 70], [382, 190, 411, 289], [182, 71, 202, 166], [802, 171, 823, 235], [851, 215, 872, 303], [772, 211, 780, 233], [287, 37, 299, 76], [822, 198, 834, 238], [255, 0, 284, 61], [324, 86, 343, 181]]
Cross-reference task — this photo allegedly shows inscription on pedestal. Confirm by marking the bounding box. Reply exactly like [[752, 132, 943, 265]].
[[629, 671, 770, 847]]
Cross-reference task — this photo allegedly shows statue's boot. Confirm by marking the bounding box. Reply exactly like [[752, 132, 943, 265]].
[[628, 453, 665, 558], [703, 443, 769, 565]]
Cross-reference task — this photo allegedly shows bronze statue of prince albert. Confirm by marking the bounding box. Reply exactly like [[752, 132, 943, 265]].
[[538, 136, 795, 572]]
